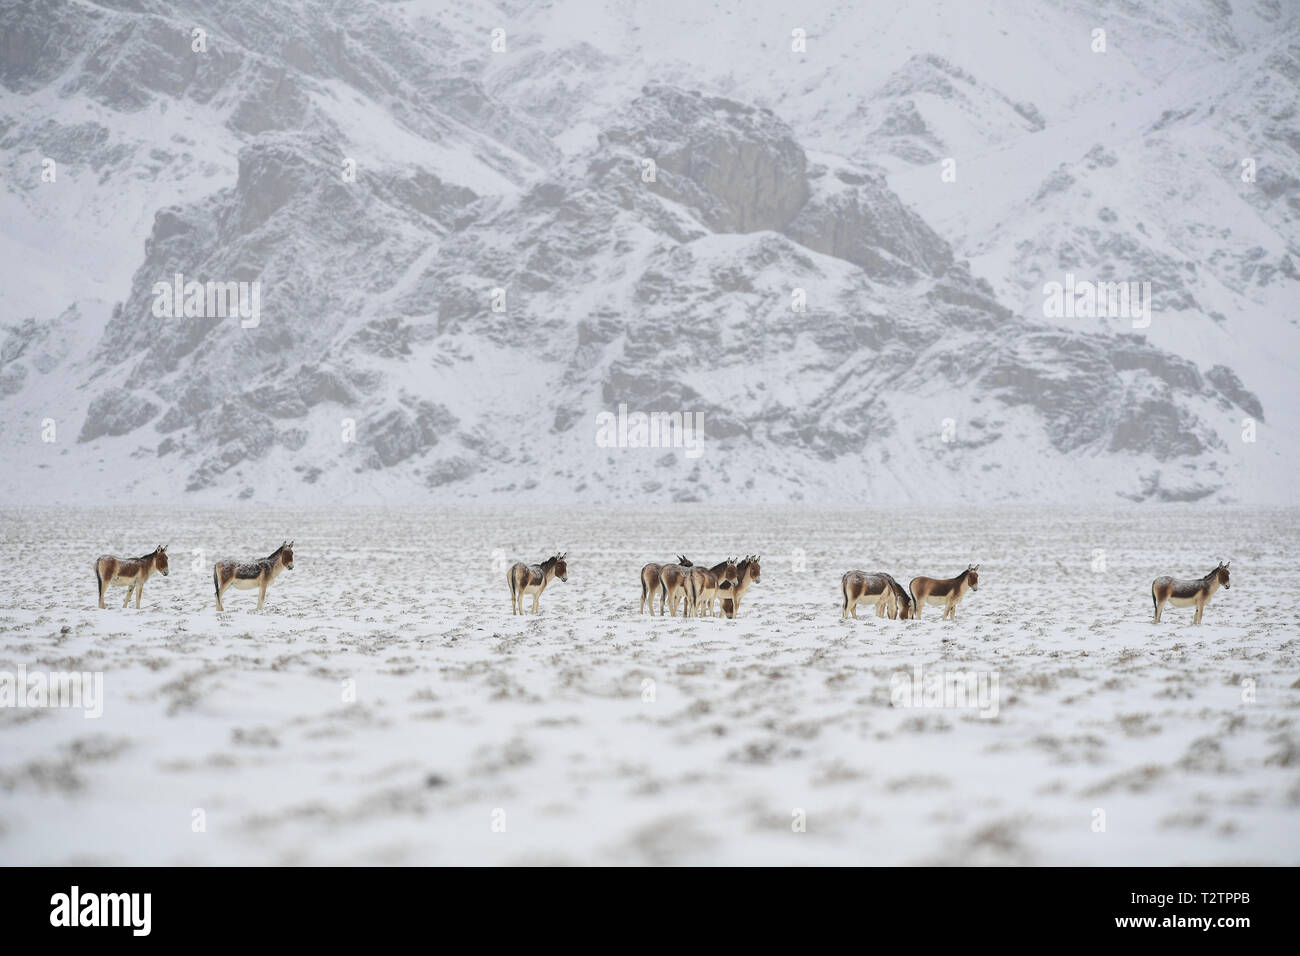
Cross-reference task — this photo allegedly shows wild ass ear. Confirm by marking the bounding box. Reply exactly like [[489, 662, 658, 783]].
[[162, 543, 169, 552]]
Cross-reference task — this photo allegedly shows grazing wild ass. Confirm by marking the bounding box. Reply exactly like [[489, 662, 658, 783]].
[[214, 541, 294, 611], [640, 556, 692, 615], [508, 552, 568, 615], [841, 570, 913, 620], [909, 565, 979, 620], [95, 544, 169, 608], [1152, 561, 1230, 624], [717, 578, 738, 619], [686, 558, 741, 617]]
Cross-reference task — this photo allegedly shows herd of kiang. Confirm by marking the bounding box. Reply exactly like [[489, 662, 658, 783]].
[[90, 543, 1233, 625], [638, 555, 761, 618]]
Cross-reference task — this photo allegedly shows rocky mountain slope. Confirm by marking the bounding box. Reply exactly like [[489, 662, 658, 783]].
[[1, 0, 1295, 504]]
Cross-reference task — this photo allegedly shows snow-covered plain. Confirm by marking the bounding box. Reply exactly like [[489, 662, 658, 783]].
[[1, 505, 1296, 865]]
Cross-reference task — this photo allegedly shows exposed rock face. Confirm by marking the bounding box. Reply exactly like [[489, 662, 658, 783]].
[[79, 388, 160, 443], [602, 87, 811, 234], [0, 0, 1291, 504]]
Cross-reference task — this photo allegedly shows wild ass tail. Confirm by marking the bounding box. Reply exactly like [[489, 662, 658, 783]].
[[841, 577, 849, 616]]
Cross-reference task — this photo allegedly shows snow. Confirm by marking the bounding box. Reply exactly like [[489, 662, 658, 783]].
[[0, 505, 1295, 864]]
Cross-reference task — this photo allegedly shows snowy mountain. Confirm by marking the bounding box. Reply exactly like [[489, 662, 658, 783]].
[[1, 0, 1296, 505]]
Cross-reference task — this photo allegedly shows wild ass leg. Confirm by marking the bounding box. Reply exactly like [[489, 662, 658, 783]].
[[257, 577, 268, 610], [135, 579, 144, 608], [122, 583, 134, 608]]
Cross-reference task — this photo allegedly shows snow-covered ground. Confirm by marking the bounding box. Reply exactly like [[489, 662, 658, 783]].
[[1, 506, 1296, 865]]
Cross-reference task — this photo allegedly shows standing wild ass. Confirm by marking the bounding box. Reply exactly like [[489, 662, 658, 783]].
[[214, 541, 294, 611], [731, 555, 762, 615], [1151, 561, 1230, 624], [640, 556, 692, 615], [508, 552, 568, 615], [909, 565, 979, 620], [95, 544, 169, 608], [686, 558, 741, 617], [658, 558, 697, 616]]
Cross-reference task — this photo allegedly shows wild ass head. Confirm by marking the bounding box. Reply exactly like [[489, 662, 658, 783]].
[[895, 583, 914, 619], [721, 557, 740, 586], [153, 543, 169, 576]]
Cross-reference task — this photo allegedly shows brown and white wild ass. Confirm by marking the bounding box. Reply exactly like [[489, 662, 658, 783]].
[[841, 570, 913, 620], [1151, 561, 1230, 624], [214, 541, 294, 611], [686, 558, 740, 617], [731, 555, 762, 615], [909, 565, 979, 620], [640, 556, 692, 615], [658, 558, 697, 616], [95, 544, 169, 608], [508, 552, 568, 615], [717, 578, 738, 619]]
